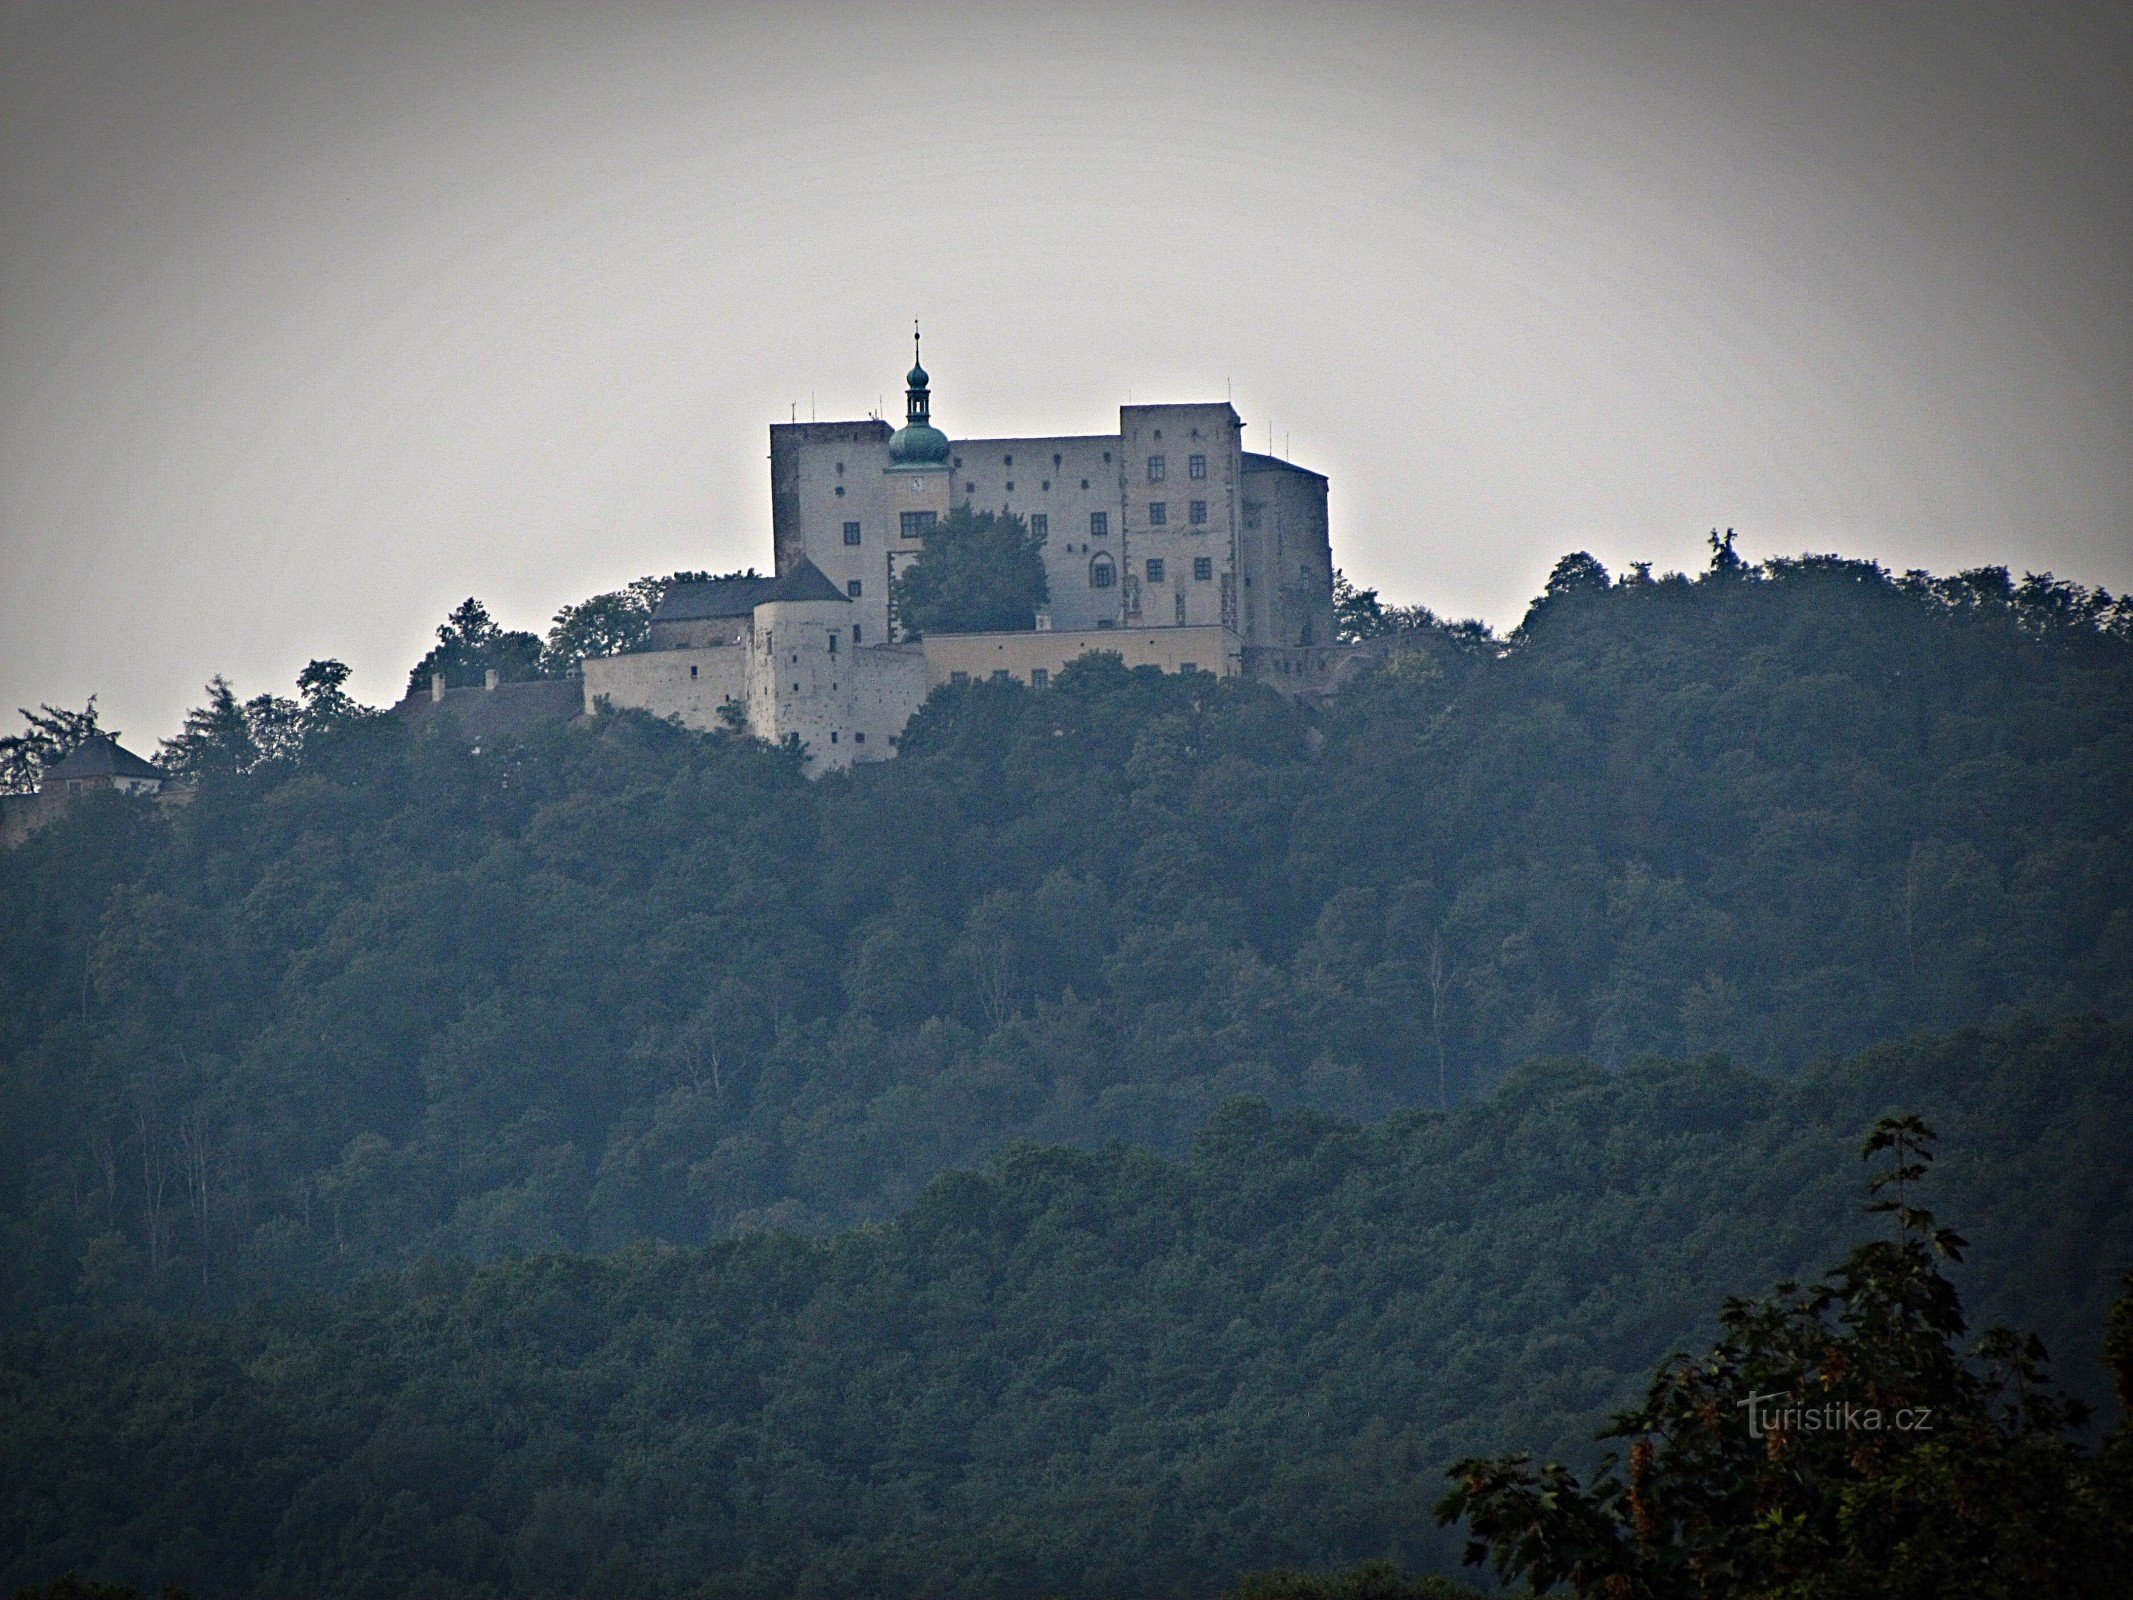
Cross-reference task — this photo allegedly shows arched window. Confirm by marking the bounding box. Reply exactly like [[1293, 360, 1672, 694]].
[[1089, 553, 1116, 589]]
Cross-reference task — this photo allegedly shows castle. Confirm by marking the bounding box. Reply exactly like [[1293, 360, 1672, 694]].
[[580, 341, 1341, 771]]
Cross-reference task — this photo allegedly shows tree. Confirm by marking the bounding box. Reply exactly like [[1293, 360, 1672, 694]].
[[542, 573, 720, 674], [891, 507, 1048, 637], [1543, 551, 1611, 598], [404, 598, 546, 696], [295, 658, 364, 734], [1334, 569, 1393, 641], [0, 699, 103, 794], [1336, 570, 1455, 642], [157, 678, 259, 782], [1437, 1114, 2133, 1598]]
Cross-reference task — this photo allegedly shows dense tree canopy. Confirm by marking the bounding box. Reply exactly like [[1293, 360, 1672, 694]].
[[1, 1018, 2126, 1597], [1, 545, 2128, 1597], [1441, 1116, 2133, 1597], [0, 550, 2127, 1320]]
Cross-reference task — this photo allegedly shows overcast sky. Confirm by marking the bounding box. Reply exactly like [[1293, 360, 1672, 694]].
[[3, 0, 2128, 745]]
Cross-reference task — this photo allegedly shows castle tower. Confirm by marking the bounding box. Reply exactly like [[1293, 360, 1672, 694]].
[[881, 327, 953, 640]]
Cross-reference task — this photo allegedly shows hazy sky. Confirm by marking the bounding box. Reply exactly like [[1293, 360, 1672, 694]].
[[3, 1, 2128, 746]]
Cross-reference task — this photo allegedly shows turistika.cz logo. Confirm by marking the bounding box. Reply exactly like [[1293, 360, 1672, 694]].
[[1739, 1391, 1934, 1439]]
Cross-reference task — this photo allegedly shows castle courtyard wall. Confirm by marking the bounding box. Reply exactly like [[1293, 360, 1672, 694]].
[[582, 644, 748, 729], [919, 625, 1241, 688]]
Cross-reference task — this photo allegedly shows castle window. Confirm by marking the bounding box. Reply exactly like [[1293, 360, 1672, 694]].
[[1153, 429, 1163, 440], [1243, 502, 1262, 530], [1190, 499, 1207, 525], [990, 669, 1010, 682], [954, 456, 963, 468], [1103, 451, 1111, 463], [1004, 454, 1013, 466], [1089, 511, 1108, 537], [853, 623, 862, 643], [1081, 478, 1089, 490], [835, 485, 845, 497], [690, 663, 699, 677], [950, 671, 970, 686], [1149, 502, 1167, 526], [1194, 556, 1213, 581], [1174, 592, 1187, 623], [854, 732, 866, 743], [1189, 453, 1206, 479], [901, 510, 937, 538], [843, 521, 862, 545], [830, 732, 838, 743], [1090, 553, 1116, 588], [1053, 453, 1062, 466], [1146, 558, 1166, 583], [847, 579, 862, 597], [1031, 668, 1049, 688], [1147, 455, 1166, 482], [1181, 661, 1196, 672], [1006, 481, 1014, 492], [965, 483, 975, 494], [1030, 513, 1049, 539], [1040, 480, 1049, 492], [836, 461, 844, 474]]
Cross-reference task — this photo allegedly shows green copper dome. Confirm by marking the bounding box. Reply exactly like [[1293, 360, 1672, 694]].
[[887, 418, 951, 466], [907, 361, 929, 390]]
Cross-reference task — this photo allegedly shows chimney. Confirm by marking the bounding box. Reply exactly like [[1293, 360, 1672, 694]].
[[431, 672, 446, 703], [484, 668, 499, 692]]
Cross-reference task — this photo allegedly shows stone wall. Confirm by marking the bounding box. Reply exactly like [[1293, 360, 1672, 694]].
[[582, 644, 748, 730], [919, 624, 1242, 688]]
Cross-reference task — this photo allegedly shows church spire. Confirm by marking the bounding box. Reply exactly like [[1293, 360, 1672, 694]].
[[887, 322, 950, 468], [905, 320, 930, 426]]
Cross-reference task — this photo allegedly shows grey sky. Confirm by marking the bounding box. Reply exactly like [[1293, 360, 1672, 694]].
[[3, 1, 2127, 746]]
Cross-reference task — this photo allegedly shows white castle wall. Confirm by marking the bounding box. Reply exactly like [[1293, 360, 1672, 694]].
[[582, 643, 748, 727]]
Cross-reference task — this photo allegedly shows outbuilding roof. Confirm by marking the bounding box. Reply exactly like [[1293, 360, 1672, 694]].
[[652, 560, 849, 622], [43, 735, 164, 783]]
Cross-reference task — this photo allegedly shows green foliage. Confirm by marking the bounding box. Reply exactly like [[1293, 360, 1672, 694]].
[[0, 701, 104, 795], [1, 555, 2129, 1321], [542, 572, 719, 674], [403, 597, 547, 696], [1233, 1559, 1481, 1600], [7, 1579, 192, 1600], [0, 1022, 2126, 1597], [1332, 569, 1457, 642], [892, 505, 1050, 636], [1438, 1117, 2133, 1598], [156, 663, 371, 783]]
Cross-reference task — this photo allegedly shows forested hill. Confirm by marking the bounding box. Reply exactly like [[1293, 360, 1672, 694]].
[[1, 553, 2128, 1317], [3, 1017, 2128, 1598]]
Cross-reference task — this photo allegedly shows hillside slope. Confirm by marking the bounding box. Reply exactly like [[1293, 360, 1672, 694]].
[[1, 554, 2126, 1316], [2, 1016, 2127, 1598]]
